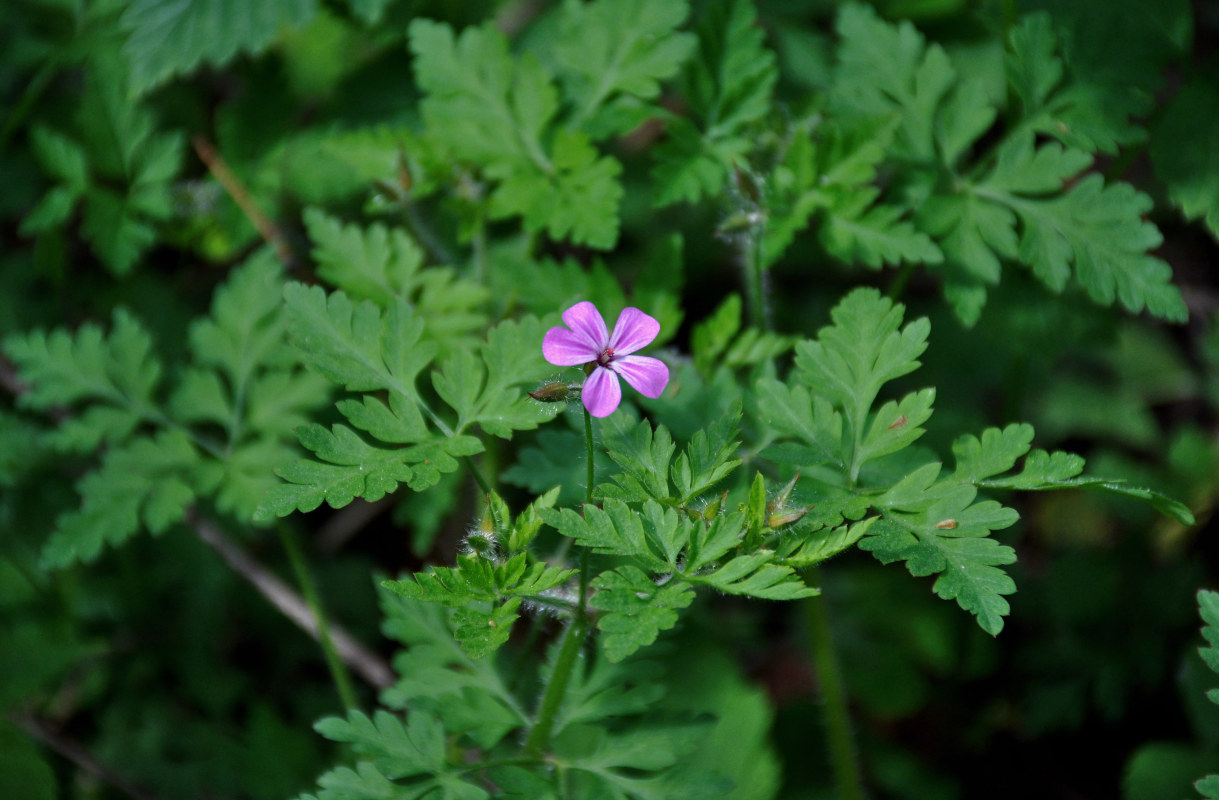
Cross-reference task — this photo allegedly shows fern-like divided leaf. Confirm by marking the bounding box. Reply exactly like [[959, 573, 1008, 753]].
[[409, 19, 623, 249], [379, 592, 527, 750], [1194, 591, 1219, 797], [303, 209, 488, 351], [122, 0, 319, 95], [591, 566, 694, 663], [306, 710, 489, 799], [381, 552, 575, 659], [549, 0, 696, 138], [863, 463, 1020, 635], [652, 0, 777, 207], [6, 254, 329, 567], [596, 402, 743, 507]]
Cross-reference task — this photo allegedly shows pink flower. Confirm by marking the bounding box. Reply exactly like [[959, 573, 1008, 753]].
[[542, 301, 670, 417]]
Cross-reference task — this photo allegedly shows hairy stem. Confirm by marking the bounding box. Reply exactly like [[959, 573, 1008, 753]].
[[276, 523, 361, 709], [584, 405, 596, 505], [522, 408, 596, 757], [741, 231, 770, 330], [803, 567, 866, 800]]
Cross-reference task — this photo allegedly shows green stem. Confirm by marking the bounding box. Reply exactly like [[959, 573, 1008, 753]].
[[463, 456, 493, 496], [803, 567, 866, 800], [276, 523, 360, 710], [522, 409, 596, 757], [584, 406, 596, 505], [741, 232, 769, 330], [886, 261, 916, 302], [522, 591, 588, 758]]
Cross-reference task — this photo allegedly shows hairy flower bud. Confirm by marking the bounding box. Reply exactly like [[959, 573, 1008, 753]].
[[528, 381, 571, 402]]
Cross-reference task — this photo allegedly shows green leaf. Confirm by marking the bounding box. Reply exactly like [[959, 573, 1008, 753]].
[[591, 566, 694, 662], [950, 423, 1036, 484], [378, 592, 527, 747], [553, 649, 666, 735], [755, 378, 846, 468], [550, 0, 696, 136], [1151, 77, 1219, 240], [122, 0, 320, 95], [542, 500, 679, 572], [830, 3, 956, 161], [451, 598, 521, 660], [182, 251, 294, 400], [303, 209, 488, 346], [383, 553, 575, 607], [314, 710, 447, 779], [5, 310, 161, 452], [283, 283, 437, 395], [1199, 590, 1219, 689], [857, 388, 935, 467], [651, 0, 776, 206], [42, 431, 201, 568], [1004, 12, 1149, 155], [794, 288, 929, 467], [597, 416, 677, 504], [999, 170, 1185, 322], [411, 19, 555, 168], [684, 551, 817, 600], [502, 429, 590, 505], [410, 19, 623, 249], [783, 517, 876, 568], [820, 198, 944, 270], [433, 316, 562, 438], [861, 474, 1021, 634], [669, 401, 742, 503], [488, 128, 623, 249], [29, 126, 88, 187], [261, 424, 480, 516]]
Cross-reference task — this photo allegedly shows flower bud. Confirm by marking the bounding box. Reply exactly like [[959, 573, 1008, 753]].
[[529, 381, 571, 402], [464, 530, 499, 559], [768, 507, 810, 528]]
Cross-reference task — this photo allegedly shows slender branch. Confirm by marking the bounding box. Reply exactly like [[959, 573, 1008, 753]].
[[276, 523, 361, 709], [522, 407, 597, 757], [741, 230, 770, 330], [803, 567, 867, 800], [10, 713, 162, 800], [522, 615, 587, 758], [190, 513, 394, 690], [191, 135, 296, 269], [584, 405, 596, 505]]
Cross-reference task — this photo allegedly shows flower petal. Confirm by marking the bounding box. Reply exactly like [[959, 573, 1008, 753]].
[[582, 365, 622, 417], [544, 327, 599, 366], [562, 301, 609, 351], [612, 355, 669, 399], [608, 307, 660, 355]]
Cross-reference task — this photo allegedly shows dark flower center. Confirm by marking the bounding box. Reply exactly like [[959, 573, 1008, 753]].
[[596, 347, 615, 367]]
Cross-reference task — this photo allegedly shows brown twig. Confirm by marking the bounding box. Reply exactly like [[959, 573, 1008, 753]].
[[191, 135, 297, 269], [2, 330, 396, 693], [10, 713, 163, 800], [190, 513, 395, 689]]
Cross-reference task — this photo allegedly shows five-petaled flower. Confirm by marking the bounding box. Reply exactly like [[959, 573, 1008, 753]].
[[543, 301, 669, 417]]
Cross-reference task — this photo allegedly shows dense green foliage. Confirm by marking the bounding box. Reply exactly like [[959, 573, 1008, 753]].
[[3, 0, 1219, 798]]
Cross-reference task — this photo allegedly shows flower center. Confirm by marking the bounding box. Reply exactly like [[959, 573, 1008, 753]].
[[596, 347, 615, 367]]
